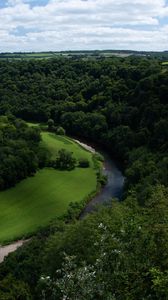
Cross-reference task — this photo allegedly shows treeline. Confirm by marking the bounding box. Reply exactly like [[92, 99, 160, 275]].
[[0, 116, 47, 190]]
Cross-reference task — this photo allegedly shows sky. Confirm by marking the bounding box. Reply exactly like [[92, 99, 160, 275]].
[[0, 0, 168, 52]]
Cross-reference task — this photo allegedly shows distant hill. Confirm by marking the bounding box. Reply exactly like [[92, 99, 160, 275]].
[[0, 50, 168, 61]]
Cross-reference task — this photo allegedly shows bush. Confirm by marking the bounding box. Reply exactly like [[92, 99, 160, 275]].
[[78, 158, 90, 168], [47, 118, 54, 131], [56, 126, 65, 135], [54, 149, 76, 170], [99, 174, 108, 185], [94, 152, 104, 162]]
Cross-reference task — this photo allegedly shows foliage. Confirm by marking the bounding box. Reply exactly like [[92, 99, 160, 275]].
[[0, 116, 44, 190], [94, 152, 104, 162], [52, 149, 77, 170], [47, 118, 55, 131], [0, 275, 32, 300], [33, 186, 168, 300], [150, 268, 168, 298], [56, 126, 65, 136]]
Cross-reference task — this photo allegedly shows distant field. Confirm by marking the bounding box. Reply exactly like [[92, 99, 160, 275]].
[[162, 61, 168, 65], [0, 51, 133, 61], [0, 52, 57, 60], [0, 132, 97, 243], [27, 122, 41, 127]]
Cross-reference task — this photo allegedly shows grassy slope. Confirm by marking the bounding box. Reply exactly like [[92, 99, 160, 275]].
[[0, 133, 97, 243], [41, 132, 94, 164]]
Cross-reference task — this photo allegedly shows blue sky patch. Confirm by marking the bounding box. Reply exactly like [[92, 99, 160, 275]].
[[25, 0, 49, 7]]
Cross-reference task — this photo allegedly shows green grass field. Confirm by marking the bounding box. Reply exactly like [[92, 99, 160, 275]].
[[0, 133, 97, 243], [41, 132, 94, 164]]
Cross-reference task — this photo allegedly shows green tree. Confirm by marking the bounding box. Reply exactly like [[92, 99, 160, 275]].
[[47, 118, 54, 131], [54, 149, 76, 170], [56, 126, 65, 135]]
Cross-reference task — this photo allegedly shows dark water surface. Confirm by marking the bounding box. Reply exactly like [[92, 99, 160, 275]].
[[80, 148, 125, 217]]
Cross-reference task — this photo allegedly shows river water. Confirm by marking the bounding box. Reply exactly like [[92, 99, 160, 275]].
[[80, 150, 125, 217]]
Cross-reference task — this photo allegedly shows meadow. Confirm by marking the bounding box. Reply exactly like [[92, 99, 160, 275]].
[[0, 133, 97, 243]]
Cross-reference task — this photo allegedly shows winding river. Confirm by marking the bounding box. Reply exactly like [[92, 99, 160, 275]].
[[78, 143, 125, 218], [0, 140, 124, 263]]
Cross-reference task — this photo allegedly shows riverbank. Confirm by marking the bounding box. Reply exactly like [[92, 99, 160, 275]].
[[0, 240, 29, 263], [74, 139, 96, 154], [80, 150, 124, 217]]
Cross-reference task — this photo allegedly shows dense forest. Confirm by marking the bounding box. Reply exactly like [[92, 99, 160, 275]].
[[0, 57, 168, 299], [0, 116, 48, 190]]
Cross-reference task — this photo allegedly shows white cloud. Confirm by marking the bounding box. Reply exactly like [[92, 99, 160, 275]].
[[0, 0, 168, 51]]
